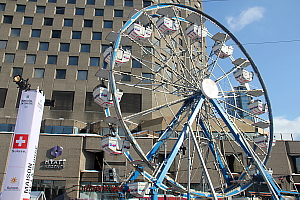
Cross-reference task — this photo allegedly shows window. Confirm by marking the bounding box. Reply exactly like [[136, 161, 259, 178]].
[[78, 70, 88, 80], [103, 20, 113, 28], [56, 7, 65, 14], [106, 0, 114, 6], [86, 0, 95, 5], [26, 55, 36, 64], [24, 17, 33, 25], [36, 6, 45, 13], [39, 42, 49, 51], [81, 44, 90, 52], [60, 43, 70, 52], [64, 19, 73, 27], [0, 40, 7, 49], [68, 56, 78, 65], [124, 0, 133, 7], [154, 63, 161, 72], [142, 73, 154, 82], [16, 5, 26, 12], [143, 0, 152, 7], [292, 156, 300, 173], [154, 37, 160, 46], [179, 38, 183, 46], [3, 16, 13, 24], [85, 92, 103, 112], [4, 54, 15, 63], [121, 74, 131, 81], [101, 45, 109, 53], [51, 91, 74, 111], [67, 0, 76, 3], [226, 154, 243, 173], [95, 9, 104, 16], [11, 28, 20, 36], [114, 10, 123, 17], [90, 57, 99, 66], [0, 88, 7, 108], [123, 46, 132, 51], [34, 68, 44, 78], [12, 67, 23, 77], [29, 0, 37, 2], [47, 55, 57, 64], [18, 41, 28, 50], [31, 29, 41, 37], [56, 69, 66, 79], [44, 18, 53, 26], [48, 0, 57, 3], [84, 20, 93, 27], [120, 93, 142, 113], [92, 32, 102, 40], [165, 46, 172, 55], [0, 3, 6, 11], [132, 59, 142, 68], [143, 46, 153, 54], [72, 31, 81, 39], [52, 30, 61, 38], [75, 8, 84, 15]]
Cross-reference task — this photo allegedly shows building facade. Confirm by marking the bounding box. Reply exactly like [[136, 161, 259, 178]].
[[0, 130, 300, 200], [0, 0, 203, 127]]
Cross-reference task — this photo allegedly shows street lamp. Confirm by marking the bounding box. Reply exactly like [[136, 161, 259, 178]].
[[13, 75, 31, 91]]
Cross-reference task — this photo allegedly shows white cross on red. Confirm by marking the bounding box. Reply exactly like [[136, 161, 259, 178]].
[[16, 136, 26, 146], [13, 134, 29, 149]]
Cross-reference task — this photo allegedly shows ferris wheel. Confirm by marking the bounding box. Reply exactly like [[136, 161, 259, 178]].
[[93, 3, 287, 200]]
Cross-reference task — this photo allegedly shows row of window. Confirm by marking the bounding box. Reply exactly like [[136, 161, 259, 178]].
[[12, 67, 89, 80], [0, 0, 135, 8], [4, 5, 123, 17], [3, 15, 115, 28], [10, 66, 153, 82], [8, 28, 102, 39], [2, 53, 149, 69], [0, 88, 142, 114], [3, 54, 101, 65], [0, 40, 116, 52]]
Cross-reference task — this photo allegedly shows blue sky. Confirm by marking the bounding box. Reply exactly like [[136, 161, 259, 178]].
[[202, 0, 300, 136]]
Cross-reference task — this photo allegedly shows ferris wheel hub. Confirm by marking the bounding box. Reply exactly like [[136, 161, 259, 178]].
[[201, 79, 219, 99]]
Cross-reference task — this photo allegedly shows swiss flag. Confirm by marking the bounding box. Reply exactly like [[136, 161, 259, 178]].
[[13, 134, 29, 149]]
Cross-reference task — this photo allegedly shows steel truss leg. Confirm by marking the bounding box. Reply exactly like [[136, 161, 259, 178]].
[[210, 99, 282, 200]]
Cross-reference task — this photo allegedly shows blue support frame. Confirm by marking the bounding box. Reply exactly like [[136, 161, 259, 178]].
[[155, 96, 205, 187], [210, 99, 282, 200]]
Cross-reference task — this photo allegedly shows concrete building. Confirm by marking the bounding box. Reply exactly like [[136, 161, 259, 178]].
[[0, 129, 300, 199], [0, 0, 202, 128]]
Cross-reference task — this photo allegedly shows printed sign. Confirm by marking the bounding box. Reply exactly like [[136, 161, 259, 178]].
[[1, 89, 45, 200]]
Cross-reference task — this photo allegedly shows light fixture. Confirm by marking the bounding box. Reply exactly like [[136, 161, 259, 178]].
[[13, 75, 31, 91]]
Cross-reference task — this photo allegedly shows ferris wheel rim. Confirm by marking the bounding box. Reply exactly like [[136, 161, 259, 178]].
[[104, 3, 274, 198]]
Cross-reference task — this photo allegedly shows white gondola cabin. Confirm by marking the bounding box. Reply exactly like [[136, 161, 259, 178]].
[[248, 100, 268, 115], [157, 17, 179, 35], [186, 24, 208, 41], [127, 23, 152, 40], [212, 43, 234, 59], [128, 182, 150, 197], [233, 69, 254, 84], [101, 137, 130, 155], [104, 47, 131, 67], [93, 86, 123, 108]]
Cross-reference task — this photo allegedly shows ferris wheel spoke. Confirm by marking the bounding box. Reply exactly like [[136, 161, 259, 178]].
[[94, 4, 281, 199]]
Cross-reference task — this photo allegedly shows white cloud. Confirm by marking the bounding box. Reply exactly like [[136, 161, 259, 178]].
[[226, 6, 265, 31], [274, 116, 300, 140]]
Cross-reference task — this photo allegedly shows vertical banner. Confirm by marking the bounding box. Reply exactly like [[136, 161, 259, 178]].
[[1, 88, 45, 200]]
